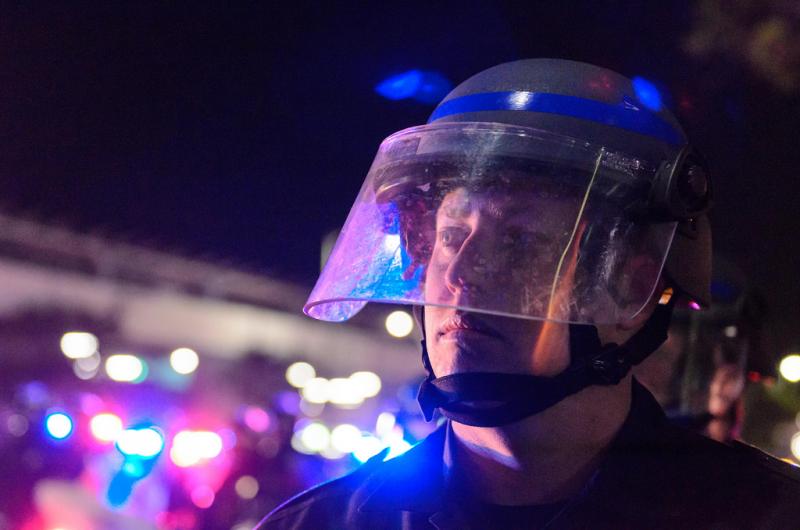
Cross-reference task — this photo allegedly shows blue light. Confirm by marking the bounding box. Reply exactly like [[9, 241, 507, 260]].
[[353, 434, 384, 463], [376, 70, 453, 104], [385, 438, 412, 460], [45, 412, 73, 440], [19, 381, 49, 408], [107, 471, 136, 507], [116, 426, 165, 458], [376, 70, 422, 100], [632, 77, 663, 111], [122, 460, 147, 479]]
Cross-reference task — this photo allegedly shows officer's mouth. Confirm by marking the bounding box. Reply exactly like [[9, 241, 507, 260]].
[[437, 312, 505, 342]]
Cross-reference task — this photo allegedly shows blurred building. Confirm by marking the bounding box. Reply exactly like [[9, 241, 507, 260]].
[[0, 212, 425, 530]]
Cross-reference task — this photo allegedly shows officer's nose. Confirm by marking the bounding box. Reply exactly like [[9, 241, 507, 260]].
[[443, 231, 494, 299]]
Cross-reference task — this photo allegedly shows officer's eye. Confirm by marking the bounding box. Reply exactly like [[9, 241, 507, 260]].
[[502, 228, 551, 249], [437, 227, 469, 253]]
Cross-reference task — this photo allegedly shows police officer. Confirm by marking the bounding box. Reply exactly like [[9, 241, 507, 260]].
[[257, 59, 800, 529]]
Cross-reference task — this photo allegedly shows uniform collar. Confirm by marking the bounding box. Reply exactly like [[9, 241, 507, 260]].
[[358, 423, 449, 514], [359, 379, 672, 526]]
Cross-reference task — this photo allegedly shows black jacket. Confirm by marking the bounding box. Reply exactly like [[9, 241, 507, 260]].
[[257, 381, 800, 529]]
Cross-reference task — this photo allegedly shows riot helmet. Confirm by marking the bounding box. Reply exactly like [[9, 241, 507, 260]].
[[304, 59, 712, 426]]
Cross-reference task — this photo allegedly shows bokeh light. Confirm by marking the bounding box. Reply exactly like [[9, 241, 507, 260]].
[[298, 422, 330, 453], [60, 331, 99, 359], [328, 378, 364, 407], [375, 69, 452, 104], [243, 406, 271, 433], [385, 310, 414, 338], [170, 348, 200, 375], [6, 414, 28, 437], [234, 475, 259, 500], [75, 352, 101, 372], [74, 351, 102, 380], [349, 371, 381, 398], [105, 354, 146, 383], [301, 377, 329, 404], [89, 413, 123, 443], [375, 412, 396, 438], [286, 362, 316, 388], [170, 430, 223, 467], [116, 427, 165, 458], [44, 412, 73, 440], [330, 424, 361, 453], [779, 354, 800, 383], [79, 393, 106, 417], [353, 434, 384, 463], [320, 445, 345, 460], [792, 432, 800, 460], [276, 391, 301, 415], [631, 76, 663, 111], [299, 373, 382, 405], [19, 381, 49, 408], [190, 485, 215, 509], [290, 432, 314, 455], [375, 69, 423, 100]]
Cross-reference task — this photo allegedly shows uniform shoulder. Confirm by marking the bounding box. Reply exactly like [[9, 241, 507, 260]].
[[256, 427, 447, 529], [671, 424, 800, 491], [254, 449, 389, 530], [729, 439, 800, 486]]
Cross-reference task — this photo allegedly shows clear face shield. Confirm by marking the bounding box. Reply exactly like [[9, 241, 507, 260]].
[[305, 122, 677, 325]]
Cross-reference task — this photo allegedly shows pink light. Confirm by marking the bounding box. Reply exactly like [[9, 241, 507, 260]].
[[689, 301, 701, 311], [190, 485, 215, 509], [79, 393, 105, 415], [156, 509, 197, 530], [243, 406, 270, 433]]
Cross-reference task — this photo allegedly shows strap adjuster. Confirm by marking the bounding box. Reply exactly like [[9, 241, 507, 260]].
[[590, 347, 629, 385]]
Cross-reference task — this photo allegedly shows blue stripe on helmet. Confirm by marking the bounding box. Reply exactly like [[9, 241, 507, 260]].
[[428, 91, 683, 146]]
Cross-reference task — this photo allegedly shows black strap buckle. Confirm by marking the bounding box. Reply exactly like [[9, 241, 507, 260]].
[[590, 346, 630, 385]]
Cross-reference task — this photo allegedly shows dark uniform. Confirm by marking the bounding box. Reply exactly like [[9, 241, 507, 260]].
[[257, 381, 800, 530], [266, 58, 794, 529]]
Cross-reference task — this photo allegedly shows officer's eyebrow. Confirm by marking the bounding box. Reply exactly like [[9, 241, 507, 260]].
[[438, 205, 470, 222], [437, 189, 473, 220]]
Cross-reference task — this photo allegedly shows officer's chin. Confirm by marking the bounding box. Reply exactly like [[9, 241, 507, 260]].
[[434, 340, 529, 377]]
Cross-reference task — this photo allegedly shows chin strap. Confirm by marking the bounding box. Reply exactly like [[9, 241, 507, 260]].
[[417, 301, 674, 427]]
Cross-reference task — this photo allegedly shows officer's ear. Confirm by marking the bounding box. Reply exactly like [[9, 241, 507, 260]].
[[596, 278, 667, 347], [617, 275, 668, 333]]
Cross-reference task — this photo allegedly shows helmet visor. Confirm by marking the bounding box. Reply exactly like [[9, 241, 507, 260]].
[[305, 122, 676, 324]]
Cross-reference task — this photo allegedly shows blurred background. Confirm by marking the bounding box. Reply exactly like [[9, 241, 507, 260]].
[[0, 1, 800, 529]]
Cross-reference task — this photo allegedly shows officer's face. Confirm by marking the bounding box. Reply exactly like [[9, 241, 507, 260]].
[[423, 187, 578, 377]]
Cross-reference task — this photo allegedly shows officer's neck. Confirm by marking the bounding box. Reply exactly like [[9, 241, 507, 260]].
[[450, 375, 632, 506]]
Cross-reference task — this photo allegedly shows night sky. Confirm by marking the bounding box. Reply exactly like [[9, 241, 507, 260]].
[[1, 3, 799, 359]]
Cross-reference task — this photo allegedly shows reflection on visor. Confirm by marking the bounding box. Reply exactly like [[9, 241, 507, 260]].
[[305, 122, 677, 324]]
